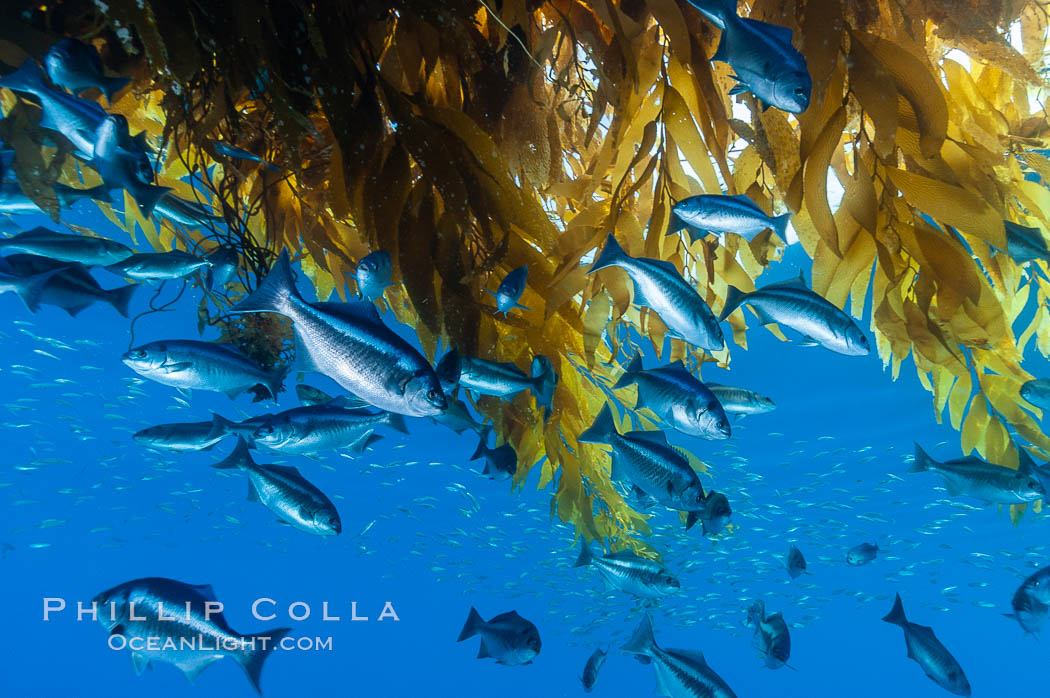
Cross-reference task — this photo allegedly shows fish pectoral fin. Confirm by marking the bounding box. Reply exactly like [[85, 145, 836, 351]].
[[796, 336, 820, 347], [157, 361, 193, 374], [629, 278, 651, 308], [130, 652, 151, 676], [728, 81, 749, 96]]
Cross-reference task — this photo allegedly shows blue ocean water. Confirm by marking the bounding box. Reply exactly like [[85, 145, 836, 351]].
[[2, 203, 1047, 698]]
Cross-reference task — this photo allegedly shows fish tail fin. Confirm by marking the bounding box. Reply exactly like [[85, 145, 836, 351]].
[[236, 627, 291, 694], [621, 614, 657, 658], [231, 250, 300, 316], [613, 353, 643, 389], [683, 0, 733, 30], [911, 443, 934, 473], [587, 234, 629, 274], [213, 438, 255, 470], [457, 606, 485, 642], [208, 412, 239, 440], [128, 182, 173, 218], [55, 184, 111, 209], [100, 75, 132, 103], [106, 283, 137, 317], [578, 403, 617, 445], [530, 355, 557, 417], [5, 269, 55, 312], [263, 365, 289, 403], [882, 593, 907, 627], [719, 285, 747, 321], [573, 540, 593, 568], [470, 427, 491, 462], [386, 412, 409, 435], [772, 213, 791, 240], [0, 60, 47, 96]]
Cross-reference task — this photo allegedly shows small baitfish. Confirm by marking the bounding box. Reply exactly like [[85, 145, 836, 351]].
[[882, 593, 971, 696], [122, 339, 287, 402], [912, 443, 1044, 504], [588, 233, 723, 352], [573, 541, 680, 599], [613, 354, 730, 439], [622, 614, 738, 698], [720, 273, 870, 355], [457, 607, 541, 666], [745, 600, 792, 670], [93, 576, 290, 693], [487, 265, 530, 315], [213, 438, 341, 536]]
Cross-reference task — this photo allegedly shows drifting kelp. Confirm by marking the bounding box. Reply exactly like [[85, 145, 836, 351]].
[[2, 0, 1050, 548]]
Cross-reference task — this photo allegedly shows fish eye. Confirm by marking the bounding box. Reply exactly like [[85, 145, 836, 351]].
[[794, 87, 806, 99], [427, 389, 438, 400], [127, 349, 146, 359]]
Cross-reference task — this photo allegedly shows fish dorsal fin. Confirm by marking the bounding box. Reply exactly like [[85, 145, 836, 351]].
[[740, 17, 794, 45], [263, 463, 305, 480], [314, 300, 383, 326], [489, 610, 527, 626], [670, 648, 707, 666], [764, 272, 808, 291], [1018, 448, 1036, 473], [727, 193, 766, 213], [189, 583, 218, 602], [627, 429, 669, 447]]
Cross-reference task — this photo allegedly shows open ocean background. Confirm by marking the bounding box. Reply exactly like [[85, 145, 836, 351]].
[[2, 201, 1047, 697]]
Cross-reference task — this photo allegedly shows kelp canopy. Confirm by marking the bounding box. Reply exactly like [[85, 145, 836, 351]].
[[2, 0, 1050, 550]]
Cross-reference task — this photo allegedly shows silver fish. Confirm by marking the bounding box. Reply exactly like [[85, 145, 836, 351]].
[[122, 339, 287, 402], [155, 194, 225, 229], [230, 250, 446, 417], [351, 250, 392, 301], [44, 38, 130, 103], [786, 544, 807, 579], [487, 265, 529, 315], [249, 401, 407, 455], [93, 576, 290, 693], [581, 647, 607, 693], [133, 420, 226, 452], [437, 348, 556, 416], [589, 233, 723, 352], [687, 0, 811, 113], [0, 227, 132, 265], [697, 491, 732, 536], [912, 443, 1043, 504], [1, 253, 136, 317], [745, 601, 792, 670], [0, 182, 110, 217], [213, 438, 341, 536], [705, 383, 776, 416], [573, 542, 680, 599], [457, 607, 541, 666], [882, 594, 971, 696], [613, 354, 729, 439], [720, 273, 870, 355], [847, 542, 879, 566], [471, 426, 517, 480], [622, 614, 738, 698], [1005, 565, 1050, 636], [578, 404, 705, 523], [1020, 378, 1050, 410], [106, 249, 211, 281], [669, 193, 790, 244]]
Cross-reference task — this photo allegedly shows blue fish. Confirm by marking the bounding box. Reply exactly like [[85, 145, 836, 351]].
[[209, 140, 281, 172], [351, 250, 393, 301], [487, 265, 529, 315], [883, 594, 971, 696], [669, 193, 790, 243], [687, 0, 811, 113], [44, 38, 130, 104], [91, 115, 170, 217], [847, 541, 878, 566]]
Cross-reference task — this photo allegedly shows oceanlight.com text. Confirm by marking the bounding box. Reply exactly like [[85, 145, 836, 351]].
[[107, 633, 335, 652]]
